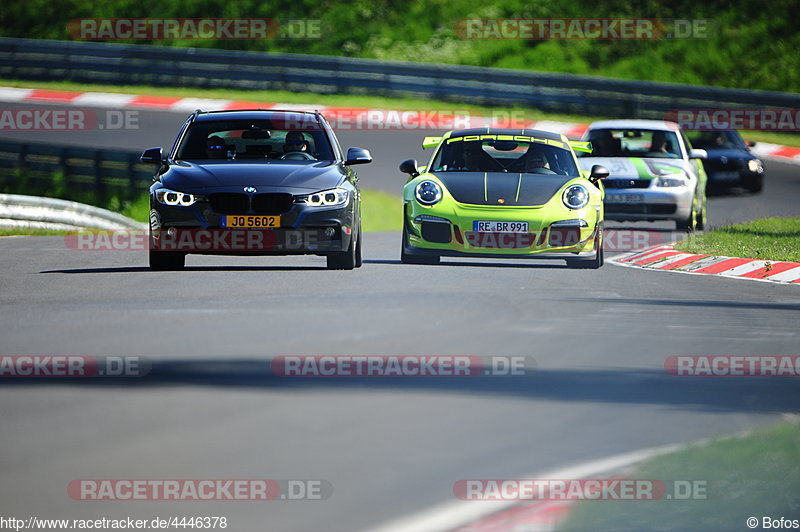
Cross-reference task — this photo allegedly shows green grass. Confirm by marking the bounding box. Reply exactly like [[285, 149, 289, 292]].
[[674, 217, 800, 263], [361, 189, 402, 232], [119, 193, 150, 223], [5, 79, 800, 148], [560, 419, 800, 531], [0, 228, 71, 236]]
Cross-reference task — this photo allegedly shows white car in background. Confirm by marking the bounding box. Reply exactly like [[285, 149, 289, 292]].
[[577, 120, 709, 231]]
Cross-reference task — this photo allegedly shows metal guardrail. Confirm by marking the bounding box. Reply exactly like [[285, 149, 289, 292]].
[[1, 38, 799, 118], [0, 139, 152, 202], [0, 193, 146, 230]]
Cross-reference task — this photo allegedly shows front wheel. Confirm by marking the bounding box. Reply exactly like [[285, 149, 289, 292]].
[[746, 175, 764, 193], [696, 201, 707, 231], [565, 226, 604, 269], [676, 204, 697, 232], [149, 250, 186, 271], [327, 230, 358, 270], [400, 227, 440, 265], [355, 226, 363, 268]]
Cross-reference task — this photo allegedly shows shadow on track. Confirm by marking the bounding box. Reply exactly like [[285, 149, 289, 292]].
[[363, 259, 569, 269], [4, 360, 800, 415], [40, 265, 328, 274], [566, 297, 800, 312]]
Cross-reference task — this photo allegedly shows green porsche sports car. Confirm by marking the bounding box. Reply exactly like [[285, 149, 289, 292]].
[[399, 128, 609, 268]]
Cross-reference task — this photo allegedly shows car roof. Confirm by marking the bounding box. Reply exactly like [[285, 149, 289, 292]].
[[587, 119, 680, 131], [449, 128, 565, 141], [194, 109, 323, 123]]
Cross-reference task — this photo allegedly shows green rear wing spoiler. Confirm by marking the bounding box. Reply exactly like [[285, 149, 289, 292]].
[[569, 140, 593, 153], [422, 136, 443, 149]]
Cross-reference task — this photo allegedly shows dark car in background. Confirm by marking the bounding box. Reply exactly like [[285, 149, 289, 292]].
[[685, 130, 764, 193], [141, 109, 372, 270]]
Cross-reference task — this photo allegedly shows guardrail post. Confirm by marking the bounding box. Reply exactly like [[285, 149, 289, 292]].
[[126, 153, 138, 199], [93, 150, 105, 202]]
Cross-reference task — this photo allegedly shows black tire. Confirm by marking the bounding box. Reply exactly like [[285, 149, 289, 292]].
[[355, 227, 363, 268], [400, 227, 440, 265], [676, 204, 697, 232], [327, 231, 357, 270], [565, 226, 604, 269], [149, 250, 186, 271], [746, 175, 764, 193], [696, 201, 707, 231]]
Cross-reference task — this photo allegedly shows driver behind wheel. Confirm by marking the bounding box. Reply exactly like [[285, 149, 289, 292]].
[[283, 131, 310, 154], [520, 146, 549, 172]]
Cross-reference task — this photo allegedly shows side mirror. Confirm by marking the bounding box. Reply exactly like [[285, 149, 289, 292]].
[[589, 165, 609, 183], [746, 140, 757, 148], [140, 147, 164, 165], [345, 147, 372, 165], [689, 149, 708, 160], [399, 159, 419, 177]]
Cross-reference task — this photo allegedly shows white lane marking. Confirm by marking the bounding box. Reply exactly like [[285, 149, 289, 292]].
[[361, 443, 686, 532], [766, 266, 800, 282], [269, 103, 329, 111], [171, 98, 234, 112], [72, 92, 137, 108], [718, 260, 771, 277], [0, 87, 34, 102], [646, 252, 697, 269], [675, 255, 732, 272]]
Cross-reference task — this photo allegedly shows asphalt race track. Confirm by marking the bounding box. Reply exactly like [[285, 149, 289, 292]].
[[1, 100, 800, 531]]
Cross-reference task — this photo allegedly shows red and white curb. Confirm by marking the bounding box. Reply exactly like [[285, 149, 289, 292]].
[[0, 86, 578, 137], [3, 86, 799, 161], [612, 245, 800, 285]]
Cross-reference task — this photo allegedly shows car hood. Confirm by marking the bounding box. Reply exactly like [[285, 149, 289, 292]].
[[160, 160, 345, 193], [578, 157, 690, 179], [701, 148, 755, 161], [432, 171, 576, 206]]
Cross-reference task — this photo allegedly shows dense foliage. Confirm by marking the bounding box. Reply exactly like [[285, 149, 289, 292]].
[[2, 0, 798, 92]]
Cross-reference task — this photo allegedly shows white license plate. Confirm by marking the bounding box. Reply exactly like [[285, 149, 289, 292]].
[[473, 221, 529, 233], [606, 194, 644, 204], [712, 171, 740, 181]]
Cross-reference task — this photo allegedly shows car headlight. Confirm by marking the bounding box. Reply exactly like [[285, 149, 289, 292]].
[[415, 180, 442, 206], [562, 184, 589, 209], [656, 176, 688, 187], [304, 187, 349, 207], [747, 159, 763, 173], [155, 187, 203, 206]]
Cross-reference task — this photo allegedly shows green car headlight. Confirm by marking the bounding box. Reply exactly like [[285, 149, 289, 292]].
[[415, 180, 442, 206], [562, 185, 589, 210]]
